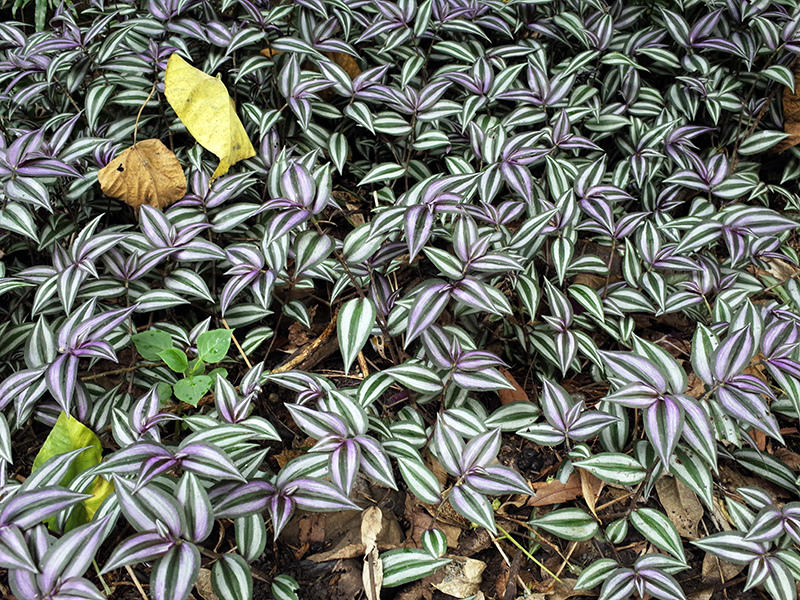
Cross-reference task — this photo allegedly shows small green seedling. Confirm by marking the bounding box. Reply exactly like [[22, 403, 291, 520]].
[[132, 328, 232, 406]]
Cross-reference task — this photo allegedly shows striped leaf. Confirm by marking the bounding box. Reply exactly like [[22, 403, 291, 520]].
[[485, 402, 540, 431], [150, 542, 201, 600], [605, 518, 628, 544], [134, 290, 190, 312], [271, 575, 300, 600], [671, 447, 713, 510], [630, 508, 686, 563], [25, 317, 57, 368], [211, 554, 252, 600], [385, 362, 443, 394], [530, 508, 598, 541], [738, 130, 790, 155], [762, 65, 795, 91], [337, 298, 377, 375], [396, 456, 442, 504], [234, 514, 267, 562], [164, 269, 213, 303], [85, 84, 117, 131], [569, 284, 604, 323], [421, 528, 447, 558], [293, 231, 332, 276], [328, 132, 348, 174], [575, 453, 646, 485], [575, 558, 619, 591], [734, 449, 800, 494], [381, 548, 450, 587], [176, 473, 213, 544], [358, 163, 406, 186], [449, 484, 496, 533]]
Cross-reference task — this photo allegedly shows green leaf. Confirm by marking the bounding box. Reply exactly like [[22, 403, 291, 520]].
[[197, 329, 232, 363], [208, 367, 228, 382], [188, 357, 206, 376], [132, 330, 173, 361], [157, 382, 173, 403], [159, 348, 189, 373], [174, 375, 214, 406]]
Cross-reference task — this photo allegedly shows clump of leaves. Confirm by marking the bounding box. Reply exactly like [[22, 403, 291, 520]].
[[3, 0, 800, 599], [132, 327, 232, 405]]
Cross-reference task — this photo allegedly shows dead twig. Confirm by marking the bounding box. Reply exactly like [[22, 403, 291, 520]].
[[222, 317, 253, 370], [270, 313, 338, 374], [124, 565, 149, 600]]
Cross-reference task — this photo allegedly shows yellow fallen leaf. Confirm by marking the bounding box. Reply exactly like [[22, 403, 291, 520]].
[[97, 138, 186, 210], [164, 53, 256, 180]]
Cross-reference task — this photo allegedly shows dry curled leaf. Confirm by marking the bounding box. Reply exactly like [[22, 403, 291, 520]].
[[361, 506, 382, 556], [431, 558, 485, 598], [195, 569, 219, 600], [164, 53, 256, 181], [655, 475, 703, 540], [498, 368, 529, 404], [579, 469, 604, 519], [97, 139, 186, 211], [362, 547, 383, 600], [777, 60, 800, 152], [325, 51, 362, 79]]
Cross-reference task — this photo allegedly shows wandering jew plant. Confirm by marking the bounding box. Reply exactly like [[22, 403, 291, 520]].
[[2, 0, 800, 598]]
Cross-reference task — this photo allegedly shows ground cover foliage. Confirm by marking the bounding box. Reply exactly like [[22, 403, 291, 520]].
[[3, 0, 800, 598]]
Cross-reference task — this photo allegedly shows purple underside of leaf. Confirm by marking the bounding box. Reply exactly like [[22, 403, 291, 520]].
[[0, 525, 37, 572], [102, 531, 174, 574], [39, 515, 113, 590], [1, 488, 89, 530]]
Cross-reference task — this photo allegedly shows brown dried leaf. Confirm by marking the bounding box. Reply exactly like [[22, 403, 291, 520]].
[[498, 368, 529, 404], [579, 470, 603, 519], [655, 475, 703, 540], [361, 506, 382, 555], [431, 558, 485, 598], [195, 569, 219, 600], [325, 52, 362, 80], [774, 447, 800, 471], [307, 508, 403, 562], [274, 449, 303, 468], [362, 547, 383, 600], [298, 513, 326, 545], [527, 473, 582, 507], [777, 60, 800, 153], [97, 139, 186, 211], [702, 552, 745, 583], [287, 321, 310, 349]]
